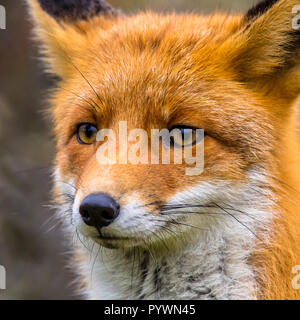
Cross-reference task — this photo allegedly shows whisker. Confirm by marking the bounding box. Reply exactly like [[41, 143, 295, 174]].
[[213, 203, 263, 242], [157, 225, 178, 244], [46, 32, 104, 109], [56, 180, 77, 192], [260, 172, 300, 195], [160, 210, 224, 216], [60, 87, 99, 114], [167, 217, 208, 232], [91, 244, 101, 283], [69, 102, 98, 119], [76, 229, 91, 252], [161, 204, 265, 224], [161, 204, 216, 211]]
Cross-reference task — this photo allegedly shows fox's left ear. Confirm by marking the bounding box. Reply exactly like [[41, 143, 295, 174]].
[[27, 0, 122, 77], [226, 0, 300, 101]]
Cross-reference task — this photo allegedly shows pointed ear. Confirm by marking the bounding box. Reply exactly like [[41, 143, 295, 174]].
[[227, 0, 300, 100], [27, 0, 122, 77]]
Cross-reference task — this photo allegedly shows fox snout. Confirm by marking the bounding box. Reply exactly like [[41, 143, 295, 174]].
[[79, 193, 120, 230]]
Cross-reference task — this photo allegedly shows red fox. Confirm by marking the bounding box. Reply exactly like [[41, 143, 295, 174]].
[[27, 0, 300, 299]]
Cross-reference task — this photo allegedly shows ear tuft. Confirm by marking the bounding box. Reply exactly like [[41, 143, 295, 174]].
[[224, 0, 300, 101], [27, 0, 122, 77], [245, 0, 280, 21], [37, 0, 119, 22]]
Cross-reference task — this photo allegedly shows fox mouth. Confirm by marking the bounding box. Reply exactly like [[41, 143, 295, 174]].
[[97, 235, 130, 241]]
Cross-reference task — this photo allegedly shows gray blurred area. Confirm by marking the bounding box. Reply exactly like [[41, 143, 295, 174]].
[[0, 0, 253, 299]]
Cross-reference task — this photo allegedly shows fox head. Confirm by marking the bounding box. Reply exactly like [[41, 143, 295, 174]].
[[28, 0, 300, 299]]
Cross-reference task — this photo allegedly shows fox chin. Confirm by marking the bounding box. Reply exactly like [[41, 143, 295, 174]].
[[28, 0, 300, 300]]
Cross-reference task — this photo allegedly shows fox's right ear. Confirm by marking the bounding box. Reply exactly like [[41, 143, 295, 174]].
[[27, 0, 122, 77], [224, 0, 300, 102]]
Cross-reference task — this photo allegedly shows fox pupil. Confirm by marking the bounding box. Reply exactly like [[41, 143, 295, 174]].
[[84, 125, 94, 138]]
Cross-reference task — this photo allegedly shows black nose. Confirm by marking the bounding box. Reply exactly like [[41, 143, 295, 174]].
[[79, 194, 120, 229]]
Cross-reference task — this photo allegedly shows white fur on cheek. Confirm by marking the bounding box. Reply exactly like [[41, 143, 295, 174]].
[[161, 170, 274, 300], [105, 200, 162, 237], [54, 168, 275, 300]]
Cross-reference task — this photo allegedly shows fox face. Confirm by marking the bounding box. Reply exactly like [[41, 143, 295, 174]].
[[29, 0, 300, 299]]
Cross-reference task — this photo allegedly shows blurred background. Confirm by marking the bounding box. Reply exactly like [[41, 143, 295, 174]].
[[0, 0, 254, 300]]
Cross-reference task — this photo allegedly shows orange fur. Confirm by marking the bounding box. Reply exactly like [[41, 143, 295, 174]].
[[28, 0, 300, 299]]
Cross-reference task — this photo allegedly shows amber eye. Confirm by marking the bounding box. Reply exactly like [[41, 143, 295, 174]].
[[77, 123, 98, 145], [169, 126, 203, 148]]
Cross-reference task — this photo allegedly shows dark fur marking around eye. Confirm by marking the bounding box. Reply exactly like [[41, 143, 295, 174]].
[[37, 0, 119, 22], [245, 0, 279, 21]]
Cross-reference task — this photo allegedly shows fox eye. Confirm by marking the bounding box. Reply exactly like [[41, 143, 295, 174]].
[[77, 123, 98, 145], [169, 126, 203, 148]]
